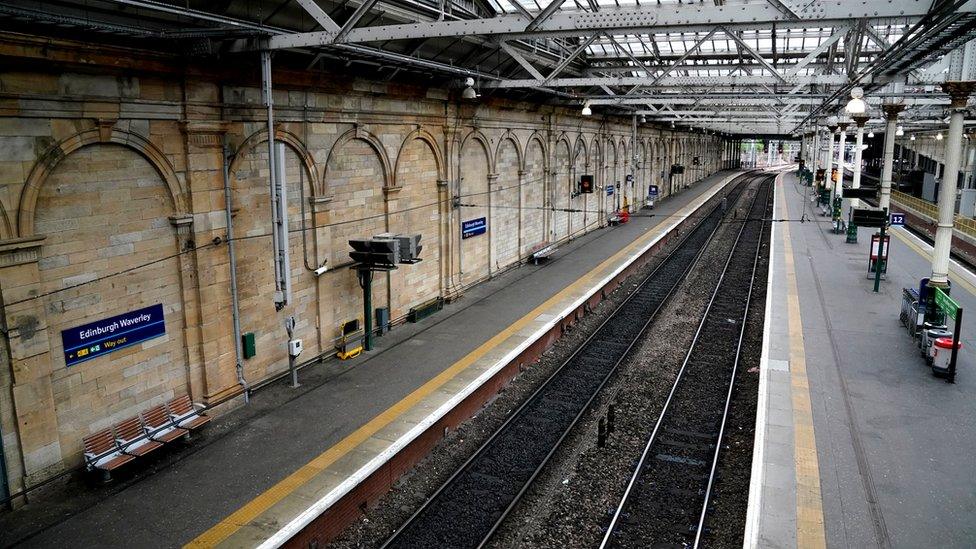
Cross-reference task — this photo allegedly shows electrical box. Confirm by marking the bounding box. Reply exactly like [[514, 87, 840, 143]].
[[579, 174, 594, 193], [242, 332, 256, 359], [288, 338, 304, 357]]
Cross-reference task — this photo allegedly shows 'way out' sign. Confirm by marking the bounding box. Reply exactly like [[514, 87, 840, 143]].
[[62, 304, 166, 367]]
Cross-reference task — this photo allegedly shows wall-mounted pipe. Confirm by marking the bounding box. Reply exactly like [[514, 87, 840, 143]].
[[222, 141, 250, 403]]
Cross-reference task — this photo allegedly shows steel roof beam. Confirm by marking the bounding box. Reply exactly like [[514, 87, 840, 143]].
[[294, 0, 340, 34], [266, 1, 930, 47], [483, 74, 850, 88]]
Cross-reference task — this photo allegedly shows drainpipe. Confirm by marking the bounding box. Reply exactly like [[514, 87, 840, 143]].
[[223, 141, 249, 403]]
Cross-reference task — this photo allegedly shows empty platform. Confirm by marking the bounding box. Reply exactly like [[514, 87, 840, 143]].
[[747, 171, 976, 548], [7, 171, 742, 549]]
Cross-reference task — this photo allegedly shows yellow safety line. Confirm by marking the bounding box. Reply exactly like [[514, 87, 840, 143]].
[[778, 178, 827, 548], [889, 229, 976, 298], [187, 178, 732, 548]]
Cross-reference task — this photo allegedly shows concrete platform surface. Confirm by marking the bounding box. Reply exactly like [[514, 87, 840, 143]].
[[10, 171, 741, 549], [747, 171, 976, 548]]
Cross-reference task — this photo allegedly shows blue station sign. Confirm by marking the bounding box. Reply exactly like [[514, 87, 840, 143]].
[[606, 185, 614, 196], [62, 303, 166, 367], [648, 185, 659, 197], [890, 213, 905, 226], [461, 217, 487, 239]]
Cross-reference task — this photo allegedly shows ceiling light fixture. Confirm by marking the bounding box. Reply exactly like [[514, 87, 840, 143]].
[[845, 87, 866, 114], [896, 125, 904, 137], [581, 102, 592, 116], [936, 132, 944, 141], [910, 134, 916, 141], [461, 77, 478, 100], [868, 131, 875, 138]]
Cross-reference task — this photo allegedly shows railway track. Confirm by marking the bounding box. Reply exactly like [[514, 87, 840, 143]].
[[381, 173, 761, 549], [600, 175, 773, 548]]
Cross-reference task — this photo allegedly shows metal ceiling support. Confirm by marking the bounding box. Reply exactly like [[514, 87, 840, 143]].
[[525, 0, 569, 32], [499, 41, 545, 80], [766, 0, 800, 20], [721, 26, 788, 83], [334, 0, 381, 43], [266, 1, 932, 47], [544, 34, 598, 84], [294, 0, 340, 34], [648, 28, 718, 88], [483, 74, 850, 88], [784, 25, 849, 77]]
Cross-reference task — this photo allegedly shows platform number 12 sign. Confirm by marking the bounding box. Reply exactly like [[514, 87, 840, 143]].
[[890, 213, 905, 226]]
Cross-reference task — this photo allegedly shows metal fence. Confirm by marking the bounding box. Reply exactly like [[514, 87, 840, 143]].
[[890, 190, 976, 239]]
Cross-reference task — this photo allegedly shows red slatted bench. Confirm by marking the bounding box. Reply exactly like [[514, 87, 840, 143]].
[[83, 428, 135, 481], [113, 416, 163, 457], [142, 404, 189, 443], [166, 395, 211, 431]]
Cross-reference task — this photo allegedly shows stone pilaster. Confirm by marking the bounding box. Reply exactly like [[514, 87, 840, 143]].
[[0, 236, 62, 486], [178, 120, 238, 405]]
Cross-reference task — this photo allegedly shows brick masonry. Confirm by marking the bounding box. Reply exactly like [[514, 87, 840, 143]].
[[0, 32, 726, 500]]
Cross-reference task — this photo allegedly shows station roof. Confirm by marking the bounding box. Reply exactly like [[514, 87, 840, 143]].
[[2, 0, 975, 137]]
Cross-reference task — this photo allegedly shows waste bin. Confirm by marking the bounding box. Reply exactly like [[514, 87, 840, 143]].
[[920, 322, 947, 354], [932, 337, 963, 375], [925, 329, 953, 364]]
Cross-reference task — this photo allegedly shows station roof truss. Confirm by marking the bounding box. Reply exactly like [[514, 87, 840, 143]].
[[3, 0, 976, 137]]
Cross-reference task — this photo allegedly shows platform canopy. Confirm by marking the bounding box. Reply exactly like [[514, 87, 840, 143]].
[[3, 0, 975, 136]]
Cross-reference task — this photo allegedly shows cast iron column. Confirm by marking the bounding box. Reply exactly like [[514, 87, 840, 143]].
[[880, 104, 905, 211], [930, 82, 976, 287]]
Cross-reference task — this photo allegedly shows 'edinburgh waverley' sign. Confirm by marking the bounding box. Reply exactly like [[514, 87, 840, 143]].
[[62, 304, 166, 367]]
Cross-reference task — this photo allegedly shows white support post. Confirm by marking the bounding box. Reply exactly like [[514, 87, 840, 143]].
[[931, 82, 975, 287], [851, 115, 868, 209], [880, 104, 905, 211], [835, 122, 848, 201]]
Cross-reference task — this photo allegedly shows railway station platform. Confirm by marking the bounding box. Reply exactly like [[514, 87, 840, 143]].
[[5, 171, 742, 548], [748, 171, 976, 548]]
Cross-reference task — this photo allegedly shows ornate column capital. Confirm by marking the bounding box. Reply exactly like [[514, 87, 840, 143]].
[[942, 81, 976, 109], [881, 103, 906, 120], [838, 122, 850, 132], [853, 115, 870, 128]]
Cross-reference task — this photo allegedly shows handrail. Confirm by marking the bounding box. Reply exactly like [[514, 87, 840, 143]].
[[890, 190, 976, 239]]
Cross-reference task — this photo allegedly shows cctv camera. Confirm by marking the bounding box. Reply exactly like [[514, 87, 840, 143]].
[[314, 263, 328, 276]]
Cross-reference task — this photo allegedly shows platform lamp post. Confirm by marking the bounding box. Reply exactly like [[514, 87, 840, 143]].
[[834, 119, 850, 233], [880, 104, 906, 212], [824, 118, 838, 212], [847, 114, 870, 243]]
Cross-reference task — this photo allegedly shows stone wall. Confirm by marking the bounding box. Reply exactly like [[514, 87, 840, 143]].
[[0, 32, 727, 500]]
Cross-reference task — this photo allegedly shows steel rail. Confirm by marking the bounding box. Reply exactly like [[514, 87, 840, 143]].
[[382, 172, 760, 549], [600, 174, 772, 548], [692, 181, 771, 547]]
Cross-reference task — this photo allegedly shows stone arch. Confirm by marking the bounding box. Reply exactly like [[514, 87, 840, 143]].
[[395, 128, 446, 184], [573, 135, 589, 167], [230, 127, 320, 195], [553, 138, 573, 241], [521, 136, 547, 255], [18, 126, 185, 237], [325, 127, 393, 191], [494, 132, 523, 176], [526, 131, 549, 172], [459, 129, 495, 175], [0, 199, 11, 240]]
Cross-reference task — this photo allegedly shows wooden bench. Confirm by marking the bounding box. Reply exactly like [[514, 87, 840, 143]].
[[82, 394, 210, 482], [83, 428, 136, 481], [142, 404, 189, 443], [167, 395, 212, 431], [529, 243, 558, 265], [114, 417, 163, 457]]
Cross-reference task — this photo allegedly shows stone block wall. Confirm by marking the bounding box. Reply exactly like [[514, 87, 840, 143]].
[[0, 32, 726, 501]]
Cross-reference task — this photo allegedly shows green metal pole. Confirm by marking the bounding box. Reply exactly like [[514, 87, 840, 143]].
[[359, 267, 373, 351], [874, 208, 887, 293]]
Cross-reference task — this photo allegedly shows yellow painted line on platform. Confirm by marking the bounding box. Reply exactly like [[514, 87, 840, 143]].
[[187, 176, 736, 548], [889, 228, 976, 298], [778, 178, 827, 548]]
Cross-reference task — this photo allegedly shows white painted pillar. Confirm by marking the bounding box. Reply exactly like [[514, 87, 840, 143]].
[[879, 104, 905, 211], [931, 82, 975, 286], [835, 122, 848, 200]]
